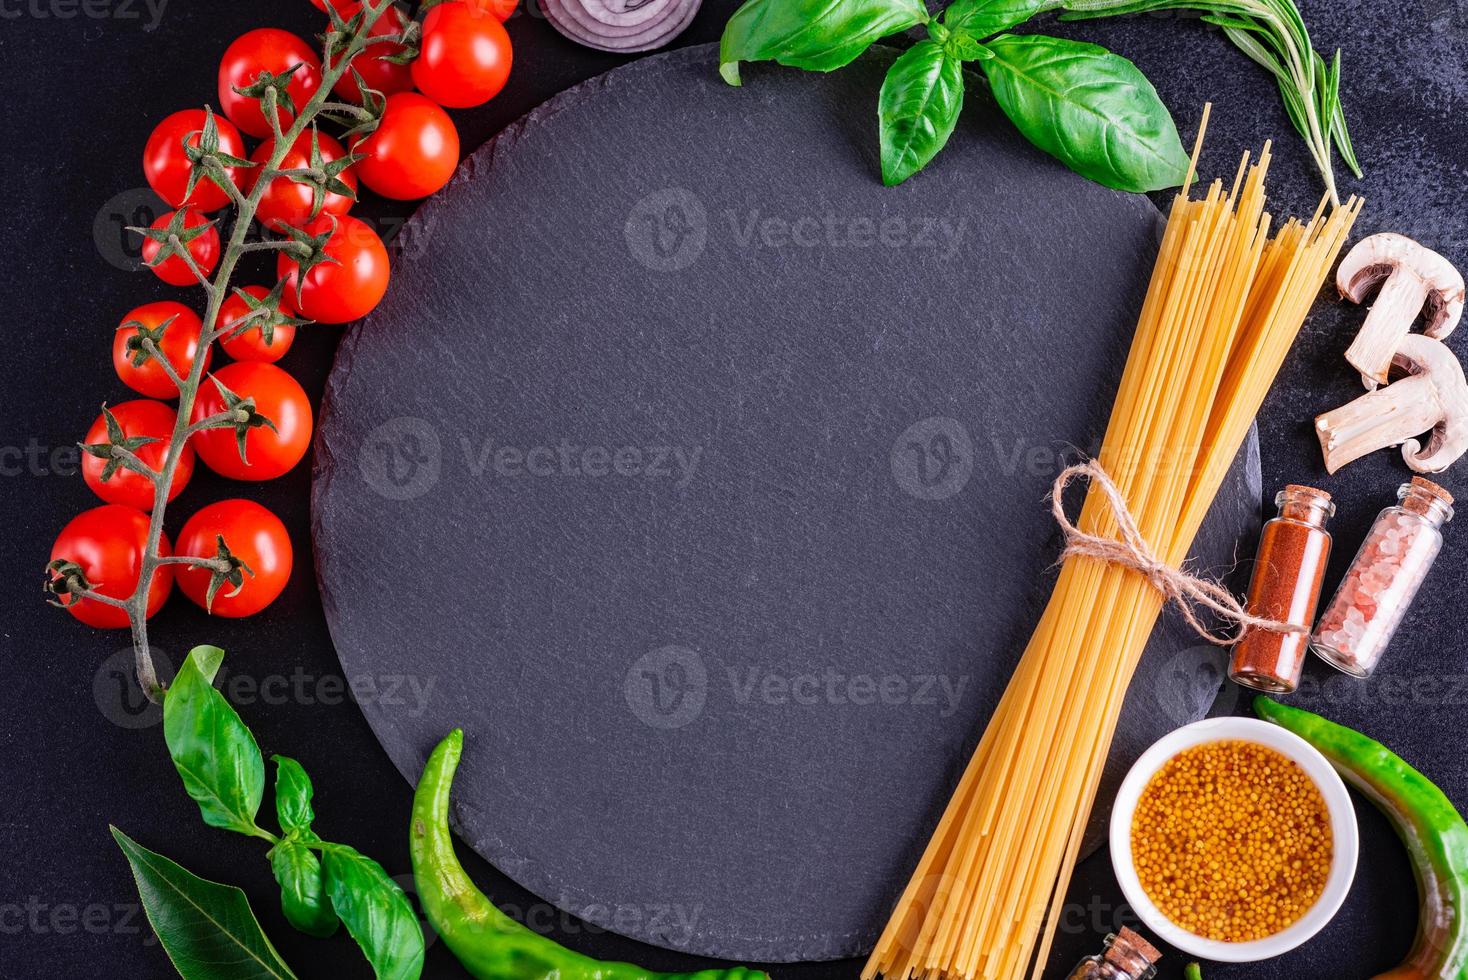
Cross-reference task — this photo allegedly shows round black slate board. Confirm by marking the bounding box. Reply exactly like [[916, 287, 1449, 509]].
[[312, 43, 1260, 963]]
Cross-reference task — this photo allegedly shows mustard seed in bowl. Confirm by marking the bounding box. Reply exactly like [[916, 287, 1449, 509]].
[[1130, 738, 1333, 943]]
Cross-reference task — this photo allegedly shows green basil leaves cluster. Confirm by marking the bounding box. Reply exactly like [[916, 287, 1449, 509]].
[[719, 0, 1192, 189], [115, 646, 425, 980]]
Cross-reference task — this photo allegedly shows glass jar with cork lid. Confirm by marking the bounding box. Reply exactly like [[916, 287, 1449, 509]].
[[1064, 928, 1160, 980], [1312, 477, 1454, 677], [1229, 485, 1336, 694]]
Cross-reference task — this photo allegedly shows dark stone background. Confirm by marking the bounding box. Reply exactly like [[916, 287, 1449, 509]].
[[0, 0, 1462, 978]]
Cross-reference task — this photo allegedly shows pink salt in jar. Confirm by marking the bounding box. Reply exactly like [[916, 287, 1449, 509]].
[[1312, 478, 1454, 677]]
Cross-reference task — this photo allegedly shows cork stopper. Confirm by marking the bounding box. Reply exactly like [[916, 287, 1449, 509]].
[[1410, 476, 1454, 507], [1276, 484, 1336, 525], [1284, 484, 1332, 503], [1103, 927, 1162, 974], [1116, 927, 1161, 964]]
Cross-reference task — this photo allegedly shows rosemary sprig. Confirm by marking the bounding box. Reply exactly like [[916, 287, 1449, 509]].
[[1060, 0, 1361, 204]]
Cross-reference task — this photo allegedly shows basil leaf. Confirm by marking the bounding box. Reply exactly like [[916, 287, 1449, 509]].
[[944, 31, 990, 60], [111, 826, 298, 980], [719, 0, 928, 87], [272, 756, 317, 838], [978, 33, 1190, 192], [164, 646, 269, 839], [270, 838, 338, 938], [942, 0, 1058, 41], [879, 40, 965, 186], [322, 844, 425, 980]]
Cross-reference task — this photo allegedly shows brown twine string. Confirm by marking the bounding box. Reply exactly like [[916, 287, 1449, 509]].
[[1049, 460, 1305, 647]]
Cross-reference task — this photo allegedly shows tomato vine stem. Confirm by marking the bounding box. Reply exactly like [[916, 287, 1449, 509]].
[[122, 0, 394, 703]]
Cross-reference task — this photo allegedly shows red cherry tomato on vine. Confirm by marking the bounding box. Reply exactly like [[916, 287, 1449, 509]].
[[113, 302, 211, 399], [309, 0, 354, 14], [250, 130, 358, 231], [143, 109, 247, 213], [141, 208, 220, 287], [329, 2, 415, 103], [82, 400, 195, 510], [175, 499, 294, 617], [351, 93, 460, 200], [49, 505, 173, 629], [218, 286, 298, 364], [190, 362, 313, 481], [411, 2, 513, 109], [218, 29, 323, 139], [277, 214, 389, 323], [465, 0, 518, 21]]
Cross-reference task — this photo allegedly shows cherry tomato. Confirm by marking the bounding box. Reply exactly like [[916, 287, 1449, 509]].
[[49, 505, 173, 629], [309, 0, 354, 14], [190, 361, 313, 480], [218, 29, 323, 139], [175, 499, 293, 617], [218, 286, 298, 364], [141, 208, 220, 287], [351, 93, 459, 200], [329, 2, 415, 103], [250, 130, 358, 231], [466, 0, 518, 21], [82, 400, 195, 511], [277, 214, 389, 323], [411, 2, 512, 109], [143, 109, 247, 213], [113, 302, 211, 399]]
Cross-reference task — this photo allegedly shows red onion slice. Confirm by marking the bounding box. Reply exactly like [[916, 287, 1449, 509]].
[[541, 0, 700, 51], [568, 0, 681, 30]]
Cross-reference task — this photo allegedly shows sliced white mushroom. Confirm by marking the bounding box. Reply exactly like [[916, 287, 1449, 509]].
[[1315, 333, 1468, 474], [1336, 233, 1465, 387]]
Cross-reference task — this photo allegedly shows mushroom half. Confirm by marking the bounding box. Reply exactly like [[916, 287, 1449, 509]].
[[1316, 333, 1468, 474], [1337, 233, 1465, 387]]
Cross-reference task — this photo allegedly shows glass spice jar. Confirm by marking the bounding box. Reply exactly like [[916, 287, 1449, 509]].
[[1065, 928, 1160, 980], [1229, 485, 1336, 694], [1313, 477, 1454, 677]]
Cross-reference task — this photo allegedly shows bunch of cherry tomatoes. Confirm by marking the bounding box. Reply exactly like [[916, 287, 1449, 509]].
[[51, 0, 514, 629]]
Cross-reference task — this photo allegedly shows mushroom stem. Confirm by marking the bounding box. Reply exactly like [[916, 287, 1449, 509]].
[[1345, 272, 1431, 388], [1316, 375, 1444, 474]]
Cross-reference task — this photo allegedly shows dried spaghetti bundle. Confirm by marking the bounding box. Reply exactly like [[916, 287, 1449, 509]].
[[863, 114, 1361, 980]]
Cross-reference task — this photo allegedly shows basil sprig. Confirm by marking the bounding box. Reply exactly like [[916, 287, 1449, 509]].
[[720, 0, 1187, 188], [123, 646, 426, 980], [719, 0, 1352, 196]]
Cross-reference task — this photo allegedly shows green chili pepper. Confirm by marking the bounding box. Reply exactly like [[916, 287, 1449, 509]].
[[410, 729, 772, 980], [1255, 697, 1468, 980], [1183, 964, 1202, 980]]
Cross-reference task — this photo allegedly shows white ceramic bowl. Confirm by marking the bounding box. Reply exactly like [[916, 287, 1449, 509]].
[[1109, 716, 1358, 962]]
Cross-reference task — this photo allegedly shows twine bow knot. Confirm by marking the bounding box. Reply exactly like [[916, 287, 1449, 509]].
[[1049, 461, 1305, 646]]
